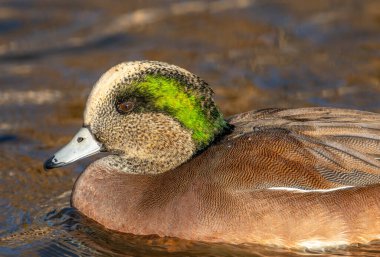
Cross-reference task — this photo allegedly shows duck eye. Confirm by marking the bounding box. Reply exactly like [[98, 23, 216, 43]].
[[117, 101, 135, 114]]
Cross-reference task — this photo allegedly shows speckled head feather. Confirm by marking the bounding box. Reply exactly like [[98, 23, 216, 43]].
[[84, 61, 228, 173]]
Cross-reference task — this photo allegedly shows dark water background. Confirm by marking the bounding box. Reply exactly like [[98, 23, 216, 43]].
[[1, 0, 380, 256]]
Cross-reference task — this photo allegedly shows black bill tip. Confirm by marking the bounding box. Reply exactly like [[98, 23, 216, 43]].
[[43, 156, 64, 171]]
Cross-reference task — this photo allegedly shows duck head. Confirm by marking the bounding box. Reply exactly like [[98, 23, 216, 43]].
[[44, 61, 228, 174]]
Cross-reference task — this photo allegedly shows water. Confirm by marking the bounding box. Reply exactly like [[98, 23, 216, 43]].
[[1, 0, 380, 256]]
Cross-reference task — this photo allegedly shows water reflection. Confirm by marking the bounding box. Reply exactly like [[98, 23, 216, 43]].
[[8, 207, 379, 257], [1, 0, 380, 256]]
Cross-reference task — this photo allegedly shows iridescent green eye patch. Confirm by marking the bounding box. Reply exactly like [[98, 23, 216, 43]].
[[132, 75, 227, 148]]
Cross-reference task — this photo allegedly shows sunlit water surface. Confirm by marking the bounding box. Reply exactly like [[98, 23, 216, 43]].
[[1, 0, 380, 256]]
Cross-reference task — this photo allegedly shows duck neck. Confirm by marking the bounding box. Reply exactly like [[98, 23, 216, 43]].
[[99, 129, 197, 174], [97, 124, 229, 174], [97, 121, 232, 175], [98, 155, 186, 174]]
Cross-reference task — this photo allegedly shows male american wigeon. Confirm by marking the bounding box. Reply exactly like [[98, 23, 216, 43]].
[[45, 61, 380, 249]]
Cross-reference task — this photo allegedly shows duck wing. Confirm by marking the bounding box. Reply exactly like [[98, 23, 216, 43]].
[[225, 107, 380, 189]]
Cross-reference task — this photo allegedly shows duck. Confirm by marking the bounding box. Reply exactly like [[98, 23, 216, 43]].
[[44, 60, 380, 249]]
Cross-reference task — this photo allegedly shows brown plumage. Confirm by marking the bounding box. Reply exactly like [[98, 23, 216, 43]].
[[45, 61, 380, 249], [72, 107, 380, 248]]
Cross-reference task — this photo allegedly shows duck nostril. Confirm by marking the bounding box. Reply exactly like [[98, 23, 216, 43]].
[[77, 137, 84, 143]]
